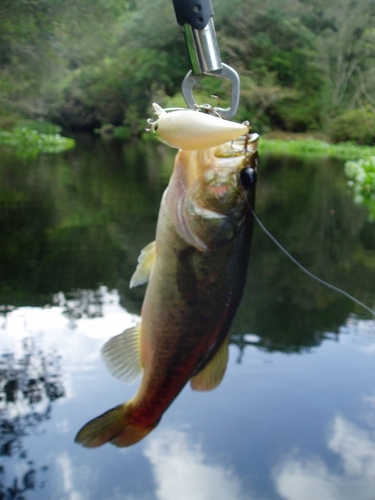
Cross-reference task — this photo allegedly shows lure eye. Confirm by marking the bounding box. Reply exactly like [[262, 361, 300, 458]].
[[151, 122, 159, 134], [239, 167, 256, 190]]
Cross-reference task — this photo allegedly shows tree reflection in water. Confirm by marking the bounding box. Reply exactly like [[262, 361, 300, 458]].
[[0, 337, 65, 499], [54, 288, 105, 329]]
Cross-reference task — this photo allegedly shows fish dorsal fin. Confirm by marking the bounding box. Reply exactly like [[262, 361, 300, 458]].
[[129, 241, 156, 288], [190, 336, 229, 392], [101, 324, 143, 384]]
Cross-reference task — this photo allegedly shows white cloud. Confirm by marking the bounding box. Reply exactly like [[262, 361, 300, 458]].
[[274, 415, 375, 500], [274, 458, 340, 500], [328, 416, 375, 477], [144, 429, 255, 500], [340, 318, 375, 355], [55, 453, 85, 500]]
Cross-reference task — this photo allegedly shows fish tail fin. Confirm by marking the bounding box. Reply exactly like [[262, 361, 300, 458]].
[[75, 403, 157, 448]]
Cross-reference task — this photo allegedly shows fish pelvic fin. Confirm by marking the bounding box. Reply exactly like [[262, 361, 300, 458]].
[[190, 336, 229, 392], [130, 240, 156, 288], [101, 324, 143, 383], [75, 403, 157, 448]]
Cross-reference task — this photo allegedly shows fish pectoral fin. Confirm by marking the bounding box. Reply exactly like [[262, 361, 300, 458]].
[[190, 336, 229, 392], [101, 324, 143, 384], [130, 241, 156, 288]]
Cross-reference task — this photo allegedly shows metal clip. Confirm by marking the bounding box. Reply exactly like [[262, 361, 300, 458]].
[[181, 63, 240, 120], [175, 3, 240, 120]]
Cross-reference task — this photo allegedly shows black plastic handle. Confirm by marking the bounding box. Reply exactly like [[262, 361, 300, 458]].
[[172, 0, 214, 30]]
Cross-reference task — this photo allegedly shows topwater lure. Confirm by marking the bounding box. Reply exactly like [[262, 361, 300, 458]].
[[148, 103, 249, 150]]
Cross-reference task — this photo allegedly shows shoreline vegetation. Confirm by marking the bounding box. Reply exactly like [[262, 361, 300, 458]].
[[0, 121, 75, 158], [2, 121, 375, 163], [1, 119, 374, 222], [259, 134, 375, 161], [258, 134, 375, 219], [1, 1, 375, 145]]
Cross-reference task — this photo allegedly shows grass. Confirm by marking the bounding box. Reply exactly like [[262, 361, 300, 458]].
[[259, 136, 375, 161], [258, 133, 375, 220]]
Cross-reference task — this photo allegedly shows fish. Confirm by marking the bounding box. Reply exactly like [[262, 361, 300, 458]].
[[149, 103, 249, 150], [75, 131, 259, 448]]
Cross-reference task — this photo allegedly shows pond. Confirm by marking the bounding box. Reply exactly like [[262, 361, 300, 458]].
[[1, 134, 375, 500]]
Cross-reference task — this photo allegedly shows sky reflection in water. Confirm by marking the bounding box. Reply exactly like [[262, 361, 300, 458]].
[[1, 138, 375, 498], [1, 288, 374, 500]]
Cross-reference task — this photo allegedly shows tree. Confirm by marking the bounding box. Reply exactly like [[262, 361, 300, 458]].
[[306, 0, 375, 113]]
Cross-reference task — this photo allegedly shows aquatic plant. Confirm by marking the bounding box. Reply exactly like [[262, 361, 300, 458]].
[[345, 157, 375, 220], [0, 127, 75, 158], [260, 138, 375, 161]]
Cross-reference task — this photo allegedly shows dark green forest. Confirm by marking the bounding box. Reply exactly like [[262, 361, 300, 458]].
[[1, 0, 375, 142]]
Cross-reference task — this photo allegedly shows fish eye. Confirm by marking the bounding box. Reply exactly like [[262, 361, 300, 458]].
[[239, 167, 256, 189], [151, 122, 159, 134]]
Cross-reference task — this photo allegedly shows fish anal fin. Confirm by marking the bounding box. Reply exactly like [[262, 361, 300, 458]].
[[130, 241, 156, 288], [190, 337, 229, 392], [75, 403, 157, 448], [101, 324, 142, 384]]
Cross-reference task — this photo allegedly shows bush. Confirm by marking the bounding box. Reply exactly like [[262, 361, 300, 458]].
[[270, 95, 323, 132], [329, 108, 375, 145], [0, 128, 75, 158], [15, 120, 62, 135]]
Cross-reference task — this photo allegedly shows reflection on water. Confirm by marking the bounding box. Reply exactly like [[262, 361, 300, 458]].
[[1, 136, 375, 498], [1, 137, 375, 349], [274, 393, 375, 500], [55, 289, 105, 329], [0, 336, 65, 499], [0, 289, 374, 499], [144, 429, 248, 500]]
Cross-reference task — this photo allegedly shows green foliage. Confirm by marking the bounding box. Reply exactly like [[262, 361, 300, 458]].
[[345, 157, 375, 220], [112, 126, 132, 141], [271, 92, 324, 132], [217, 1, 326, 131], [328, 108, 375, 145], [0, 128, 75, 158], [1, 0, 375, 139], [261, 137, 375, 160], [15, 120, 62, 135]]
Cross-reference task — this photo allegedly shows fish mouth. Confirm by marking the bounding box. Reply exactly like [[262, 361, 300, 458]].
[[166, 132, 259, 252], [213, 132, 259, 160]]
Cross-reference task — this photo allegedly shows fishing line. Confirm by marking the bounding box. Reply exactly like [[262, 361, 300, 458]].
[[241, 183, 375, 317]]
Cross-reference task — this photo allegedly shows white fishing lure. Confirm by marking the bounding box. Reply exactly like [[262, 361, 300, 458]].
[[149, 103, 249, 150]]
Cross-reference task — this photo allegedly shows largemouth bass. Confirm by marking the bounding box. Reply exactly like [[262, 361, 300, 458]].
[[75, 133, 259, 448]]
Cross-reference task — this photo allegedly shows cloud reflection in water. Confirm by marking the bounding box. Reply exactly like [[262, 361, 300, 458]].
[[143, 429, 253, 500], [2, 291, 375, 500], [274, 405, 375, 500]]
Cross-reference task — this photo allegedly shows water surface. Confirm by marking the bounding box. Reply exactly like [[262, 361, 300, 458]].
[[1, 136, 374, 499]]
